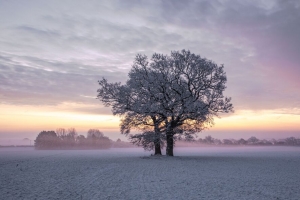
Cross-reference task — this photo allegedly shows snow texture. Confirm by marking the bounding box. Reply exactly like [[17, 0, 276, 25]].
[[1, 147, 300, 200]]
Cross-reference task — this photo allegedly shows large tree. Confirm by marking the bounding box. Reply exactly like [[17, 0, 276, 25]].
[[97, 79, 164, 155], [97, 50, 233, 156], [120, 112, 165, 154]]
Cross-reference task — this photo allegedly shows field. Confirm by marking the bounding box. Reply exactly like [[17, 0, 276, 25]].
[[1, 147, 300, 200]]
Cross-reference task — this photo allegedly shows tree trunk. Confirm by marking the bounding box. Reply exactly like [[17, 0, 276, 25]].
[[154, 139, 162, 155], [166, 133, 174, 156], [153, 121, 162, 155]]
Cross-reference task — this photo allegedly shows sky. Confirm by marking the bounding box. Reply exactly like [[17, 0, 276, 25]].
[[1, 0, 300, 144]]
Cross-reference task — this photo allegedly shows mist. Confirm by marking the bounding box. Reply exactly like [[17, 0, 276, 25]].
[[1, 0, 300, 199], [1, 146, 300, 199]]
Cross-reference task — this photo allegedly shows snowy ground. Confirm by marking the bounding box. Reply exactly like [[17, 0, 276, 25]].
[[1, 147, 300, 200]]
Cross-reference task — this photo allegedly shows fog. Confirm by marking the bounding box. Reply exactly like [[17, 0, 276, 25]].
[[1, 147, 300, 199]]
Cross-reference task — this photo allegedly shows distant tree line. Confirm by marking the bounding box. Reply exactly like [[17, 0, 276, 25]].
[[34, 128, 111, 150], [197, 135, 300, 146], [112, 138, 137, 148]]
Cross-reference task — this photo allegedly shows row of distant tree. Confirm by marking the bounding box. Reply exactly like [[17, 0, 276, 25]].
[[35, 128, 111, 150], [197, 135, 300, 146], [34, 129, 300, 150]]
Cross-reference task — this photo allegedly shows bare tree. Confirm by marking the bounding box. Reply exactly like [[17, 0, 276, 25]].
[[203, 135, 214, 144], [77, 135, 86, 146], [120, 113, 165, 154], [127, 50, 233, 156], [98, 50, 233, 156], [98, 76, 165, 155], [285, 137, 298, 146], [247, 136, 259, 145], [55, 128, 77, 148], [68, 128, 77, 138], [237, 138, 247, 145], [86, 129, 111, 149], [87, 129, 104, 139], [56, 128, 67, 139], [63, 128, 77, 147]]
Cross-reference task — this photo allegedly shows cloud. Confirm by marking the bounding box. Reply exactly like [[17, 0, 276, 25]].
[[0, 53, 121, 106], [0, 0, 299, 114]]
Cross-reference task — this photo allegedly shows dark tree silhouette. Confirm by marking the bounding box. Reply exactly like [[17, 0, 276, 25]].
[[98, 77, 164, 155], [55, 128, 77, 147], [34, 128, 111, 149], [247, 136, 259, 145], [98, 50, 233, 156], [77, 135, 86, 146], [86, 129, 111, 149], [237, 138, 247, 145], [120, 113, 165, 154], [87, 129, 104, 138], [35, 131, 59, 149]]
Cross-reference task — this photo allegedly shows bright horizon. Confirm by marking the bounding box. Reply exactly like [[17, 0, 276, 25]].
[[1, 0, 300, 144], [1, 103, 300, 144]]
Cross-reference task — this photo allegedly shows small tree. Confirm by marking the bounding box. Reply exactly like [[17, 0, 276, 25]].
[[77, 135, 86, 147], [247, 136, 259, 145], [35, 131, 59, 149], [285, 137, 297, 146], [223, 139, 233, 145], [86, 129, 111, 149], [237, 138, 247, 145], [56, 128, 67, 138], [87, 129, 104, 139], [203, 135, 214, 144], [67, 128, 77, 145]]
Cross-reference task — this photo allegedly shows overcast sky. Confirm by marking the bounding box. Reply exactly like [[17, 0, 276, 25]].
[[1, 0, 300, 143]]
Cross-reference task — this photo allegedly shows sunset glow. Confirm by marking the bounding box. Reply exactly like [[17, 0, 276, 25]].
[[1, 0, 299, 144], [213, 110, 300, 131], [1, 103, 299, 142], [0, 104, 119, 132]]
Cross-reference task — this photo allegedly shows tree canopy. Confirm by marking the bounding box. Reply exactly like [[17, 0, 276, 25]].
[[97, 50, 233, 156]]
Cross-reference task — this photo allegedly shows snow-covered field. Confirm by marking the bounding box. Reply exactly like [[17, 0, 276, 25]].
[[1, 147, 300, 200]]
